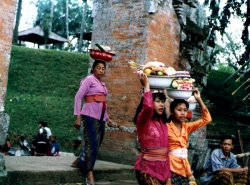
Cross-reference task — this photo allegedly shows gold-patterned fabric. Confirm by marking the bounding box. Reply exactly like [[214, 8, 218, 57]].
[[209, 171, 248, 185], [135, 170, 166, 185]]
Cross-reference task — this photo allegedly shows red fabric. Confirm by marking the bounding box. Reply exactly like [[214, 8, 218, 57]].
[[84, 94, 106, 103], [186, 111, 192, 119], [141, 147, 168, 161]]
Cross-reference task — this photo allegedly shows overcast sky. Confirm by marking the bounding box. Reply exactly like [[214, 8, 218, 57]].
[[19, 0, 93, 31], [19, 0, 37, 31]]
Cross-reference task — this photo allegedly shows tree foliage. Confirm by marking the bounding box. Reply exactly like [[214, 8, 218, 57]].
[[35, 0, 92, 50], [205, 0, 249, 67]]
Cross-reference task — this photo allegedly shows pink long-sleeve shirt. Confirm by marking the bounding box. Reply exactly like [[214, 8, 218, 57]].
[[135, 91, 171, 182], [74, 74, 108, 121]]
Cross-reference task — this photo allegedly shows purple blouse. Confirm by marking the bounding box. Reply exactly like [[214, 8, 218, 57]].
[[135, 91, 171, 182], [74, 74, 108, 121]]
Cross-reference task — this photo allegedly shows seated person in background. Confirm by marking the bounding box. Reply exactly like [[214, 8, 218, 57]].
[[39, 121, 52, 140], [200, 135, 248, 185], [18, 135, 31, 154], [32, 120, 52, 156], [49, 135, 60, 156], [0, 138, 11, 155]]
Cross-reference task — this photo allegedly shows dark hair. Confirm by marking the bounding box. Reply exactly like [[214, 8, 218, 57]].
[[91, 60, 106, 73], [170, 99, 189, 113], [51, 135, 57, 140], [220, 135, 235, 145], [167, 99, 189, 122], [133, 92, 168, 124], [39, 120, 48, 127]]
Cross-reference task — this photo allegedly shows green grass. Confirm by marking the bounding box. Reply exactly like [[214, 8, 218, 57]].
[[5, 46, 89, 151]]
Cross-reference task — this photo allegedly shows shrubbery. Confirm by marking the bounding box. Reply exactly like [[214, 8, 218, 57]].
[[206, 68, 248, 111]]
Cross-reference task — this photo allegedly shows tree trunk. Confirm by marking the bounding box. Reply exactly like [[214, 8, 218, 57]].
[[78, 0, 87, 52], [45, 0, 54, 48], [12, 0, 23, 44], [65, 0, 69, 40], [49, 0, 54, 33]]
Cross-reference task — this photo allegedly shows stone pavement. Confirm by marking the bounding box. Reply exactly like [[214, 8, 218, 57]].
[[1, 154, 137, 185]]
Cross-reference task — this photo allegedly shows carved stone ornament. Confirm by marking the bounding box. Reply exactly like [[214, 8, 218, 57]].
[[0, 153, 7, 177], [92, 0, 104, 17], [0, 112, 9, 146], [144, 0, 167, 13]]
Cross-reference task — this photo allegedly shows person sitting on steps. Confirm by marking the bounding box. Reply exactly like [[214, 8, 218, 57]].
[[32, 120, 52, 156], [200, 135, 248, 185]]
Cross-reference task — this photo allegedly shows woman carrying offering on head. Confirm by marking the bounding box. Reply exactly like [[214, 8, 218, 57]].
[[74, 59, 115, 185], [134, 73, 171, 185], [167, 88, 212, 185]]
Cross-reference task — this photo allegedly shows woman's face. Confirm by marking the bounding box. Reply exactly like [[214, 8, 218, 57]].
[[93, 63, 105, 78], [173, 103, 188, 123], [153, 97, 165, 115]]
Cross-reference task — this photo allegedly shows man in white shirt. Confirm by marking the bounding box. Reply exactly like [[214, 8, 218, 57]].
[[32, 120, 52, 155], [39, 121, 52, 140]]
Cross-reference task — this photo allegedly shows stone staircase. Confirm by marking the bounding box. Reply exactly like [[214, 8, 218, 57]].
[[0, 155, 136, 185]]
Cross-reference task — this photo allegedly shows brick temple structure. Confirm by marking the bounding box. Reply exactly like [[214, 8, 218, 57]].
[[0, 0, 16, 112], [91, 0, 183, 157], [0, 0, 16, 176]]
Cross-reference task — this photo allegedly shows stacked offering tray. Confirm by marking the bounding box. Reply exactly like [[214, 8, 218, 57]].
[[128, 61, 196, 107], [148, 75, 174, 89], [167, 71, 194, 100], [167, 89, 193, 100]]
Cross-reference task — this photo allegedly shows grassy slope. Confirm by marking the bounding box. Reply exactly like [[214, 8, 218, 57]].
[[5, 46, 89, 150]]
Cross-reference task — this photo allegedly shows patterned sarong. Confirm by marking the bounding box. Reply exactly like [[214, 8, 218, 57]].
[[135, 170, 166, 185], [77, 115, 105, 176], [209, 171, 248, 185], [171, 172, 189, 185]]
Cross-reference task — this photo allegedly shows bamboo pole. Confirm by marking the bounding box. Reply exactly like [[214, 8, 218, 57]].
[[223, 59, 250, 85], [242, 93, 250, 101], [235, 152, 250, 158], [237, 130, 248, 167], [232, 78, 250, 96], [236, 69, 250, 82]]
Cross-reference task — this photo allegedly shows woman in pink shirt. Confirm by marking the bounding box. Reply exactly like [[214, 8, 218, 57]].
[[134, 73, 171, 185], [74, 59, 114, 185]]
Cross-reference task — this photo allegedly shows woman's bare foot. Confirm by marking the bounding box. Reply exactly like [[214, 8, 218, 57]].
[[71, 158, 79, 168]]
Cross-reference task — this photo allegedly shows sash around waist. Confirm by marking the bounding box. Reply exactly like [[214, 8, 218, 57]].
[[141, 147, 168, 161], [169, 148, 188, 159], [84, 94, 106, 103]]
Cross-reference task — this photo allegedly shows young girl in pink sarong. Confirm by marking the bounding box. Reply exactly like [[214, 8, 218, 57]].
[[134, 73, 171, 185]]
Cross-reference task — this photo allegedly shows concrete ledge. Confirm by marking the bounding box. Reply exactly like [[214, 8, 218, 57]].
[[1, 155, 135, 185], [5, 156, 133, 172]]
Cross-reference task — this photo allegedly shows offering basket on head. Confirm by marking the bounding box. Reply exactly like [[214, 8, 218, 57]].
[[89, 44, 115, 61]]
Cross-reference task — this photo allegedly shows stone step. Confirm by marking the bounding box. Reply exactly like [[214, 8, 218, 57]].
[[0, 155, 135, 185], [63, 180, 138, 185]]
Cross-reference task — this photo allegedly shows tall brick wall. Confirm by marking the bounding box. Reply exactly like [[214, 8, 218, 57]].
[[91, 0, 181, 153], [0, 0, 16, 111]]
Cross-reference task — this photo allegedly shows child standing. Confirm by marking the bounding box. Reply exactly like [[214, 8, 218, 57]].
[[167, 89, 212, 185], [134, 73, 171, 185]]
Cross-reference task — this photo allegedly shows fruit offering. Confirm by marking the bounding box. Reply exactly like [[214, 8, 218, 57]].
[[128, 61, 141, 71], [175, 71, 191, 78], [142, 61, 176, 76], [171, 77, 195, 90], [128, 60, 176, 78]]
